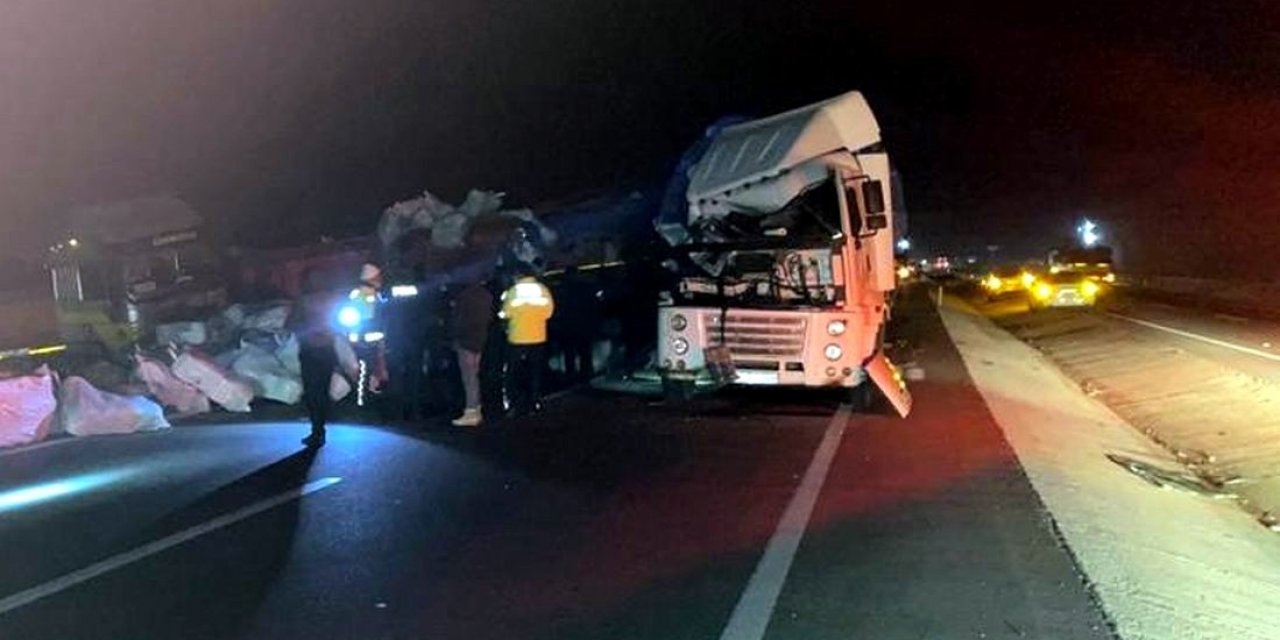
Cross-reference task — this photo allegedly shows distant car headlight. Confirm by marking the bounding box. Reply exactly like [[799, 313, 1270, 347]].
[[1033, 283, 1054, 300], [1020, 272, 1036, 288], [824, 343, 843, 361], [337, 305, 362, 328], [827, 320, 847, 336], [670, 313, 688, 332], [985, 275, 1002, 290], [671, 337, 690, 355], [1082, 280, 1100, 297], [1103, 272, 1116, 283]]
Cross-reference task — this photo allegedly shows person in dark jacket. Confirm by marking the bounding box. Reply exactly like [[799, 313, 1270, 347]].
[[293, 289, 355, 448], [555, 265, 601, 382], [451, 279, 494, 426]]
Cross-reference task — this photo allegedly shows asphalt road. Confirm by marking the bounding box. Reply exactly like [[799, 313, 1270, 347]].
[[0, 291, 1112, 640], [985, 282, 1280, 384]]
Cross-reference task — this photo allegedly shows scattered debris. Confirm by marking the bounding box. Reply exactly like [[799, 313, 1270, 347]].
[[0, 366, 56, 448], [59, 376, 170, 436], [135, 354, 211, 416], [1105, 453, 1235, 499], [171, 351, 254, 413]]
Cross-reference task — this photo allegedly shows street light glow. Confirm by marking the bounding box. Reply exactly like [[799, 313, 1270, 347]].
[[896, 237, 911, 252], [1079, 219, 1101, 247]]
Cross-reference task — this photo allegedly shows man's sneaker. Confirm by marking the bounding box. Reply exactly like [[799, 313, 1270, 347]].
[[452, 408, 483, 427]]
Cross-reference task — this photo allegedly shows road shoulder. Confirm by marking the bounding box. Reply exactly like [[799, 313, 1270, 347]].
[[767, 289, 1111, 639], [941, 298, 1280, 640]]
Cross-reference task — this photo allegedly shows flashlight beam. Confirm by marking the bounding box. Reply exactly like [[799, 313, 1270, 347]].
[[0, 476, 342, 615]]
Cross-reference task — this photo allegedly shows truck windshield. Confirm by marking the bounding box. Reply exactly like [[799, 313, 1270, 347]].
[[699, 180, 841, 245]]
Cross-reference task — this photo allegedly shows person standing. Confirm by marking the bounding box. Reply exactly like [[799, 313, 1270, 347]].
[[451, 278, 493, 426], [500, 272, 555, 416], [556, 265, 600, 382], [384, 283, 429, 424], [293, 290, 356, 448]]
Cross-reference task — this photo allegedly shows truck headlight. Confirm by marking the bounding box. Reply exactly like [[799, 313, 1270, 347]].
[[1103, 272, 1116, 283], [824, 343, 843, 361], [1033, 283, 1054, 300], [337, 305, 362, 329], [1082, 280, 1100, 297], [672, 337, 690, 355], [827, 320, 847, 336], [670, 313, 688, 332]]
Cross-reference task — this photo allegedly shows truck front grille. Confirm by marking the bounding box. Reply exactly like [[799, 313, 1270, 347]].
[[702, 312, 807, 363]]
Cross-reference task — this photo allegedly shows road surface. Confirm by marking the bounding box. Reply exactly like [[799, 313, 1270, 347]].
[[0, 290, 1113, 640]]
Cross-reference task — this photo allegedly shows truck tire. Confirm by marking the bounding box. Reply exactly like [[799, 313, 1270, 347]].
[[662, 377, 697, 402], [849, 380, 878, 412]]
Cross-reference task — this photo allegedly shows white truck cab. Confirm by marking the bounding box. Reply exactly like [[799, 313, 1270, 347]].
[[656, 92, 911, 415]]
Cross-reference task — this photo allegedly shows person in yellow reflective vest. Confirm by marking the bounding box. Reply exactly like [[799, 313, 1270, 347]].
[[346, 263, 388, 394], [500, 273, 555, 415]]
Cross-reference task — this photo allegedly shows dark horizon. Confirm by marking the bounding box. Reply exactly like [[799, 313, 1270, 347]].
[[1, 1, 1276, 276]]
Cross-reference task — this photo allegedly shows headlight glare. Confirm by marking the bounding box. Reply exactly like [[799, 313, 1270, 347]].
[[827, 320, 847, 336]]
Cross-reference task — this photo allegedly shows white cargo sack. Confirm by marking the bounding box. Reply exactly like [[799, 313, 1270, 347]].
[[231, 344, 302, 405], [329, 372, 352, 402], [155, 321, 208, 347], [0, 366, 57, 447], [241, 303, 292, 332], [172, 351, 254, 413], [276, 333, 301, 375], [60, 377, 170, 436], [334, 335, 358, 378], [135, 355, 210, 415]]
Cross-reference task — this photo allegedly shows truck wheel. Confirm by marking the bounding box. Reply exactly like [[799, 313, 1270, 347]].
[[662, 378, 696, 402], [849, 381, 878, 412]]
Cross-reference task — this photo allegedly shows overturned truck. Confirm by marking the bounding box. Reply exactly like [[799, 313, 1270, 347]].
[[655, 91, 911, 415]]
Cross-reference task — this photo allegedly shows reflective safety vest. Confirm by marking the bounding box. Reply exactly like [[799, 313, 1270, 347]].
[[500, 277, 555, 345], [348, 285, 380, 321]]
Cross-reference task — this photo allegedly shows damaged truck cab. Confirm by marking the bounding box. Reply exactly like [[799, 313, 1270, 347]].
[[656, 92, 911, 415]]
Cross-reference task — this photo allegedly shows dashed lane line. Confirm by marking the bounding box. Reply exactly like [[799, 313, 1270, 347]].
[[1109, 313, 1280, 363]]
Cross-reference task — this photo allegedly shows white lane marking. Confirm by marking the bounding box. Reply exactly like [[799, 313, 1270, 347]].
[[1109, 313, 1280, 363], [0, 476, 342, 616], [719, 404, 852, 640]]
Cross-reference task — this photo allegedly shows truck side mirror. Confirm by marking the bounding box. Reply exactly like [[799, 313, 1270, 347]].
[[862, 180, 886, 214]]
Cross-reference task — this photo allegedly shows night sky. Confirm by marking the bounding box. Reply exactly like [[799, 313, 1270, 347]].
[[1, 1, 1276, 275]]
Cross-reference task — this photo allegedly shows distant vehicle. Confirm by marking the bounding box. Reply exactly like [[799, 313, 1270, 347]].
[[1048, 245, 1115, 283], [654, 91, 910, 415], [983, 265, 1034, 300], [10, 197, 227, 363], [1028, 272, 1102, 309]]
